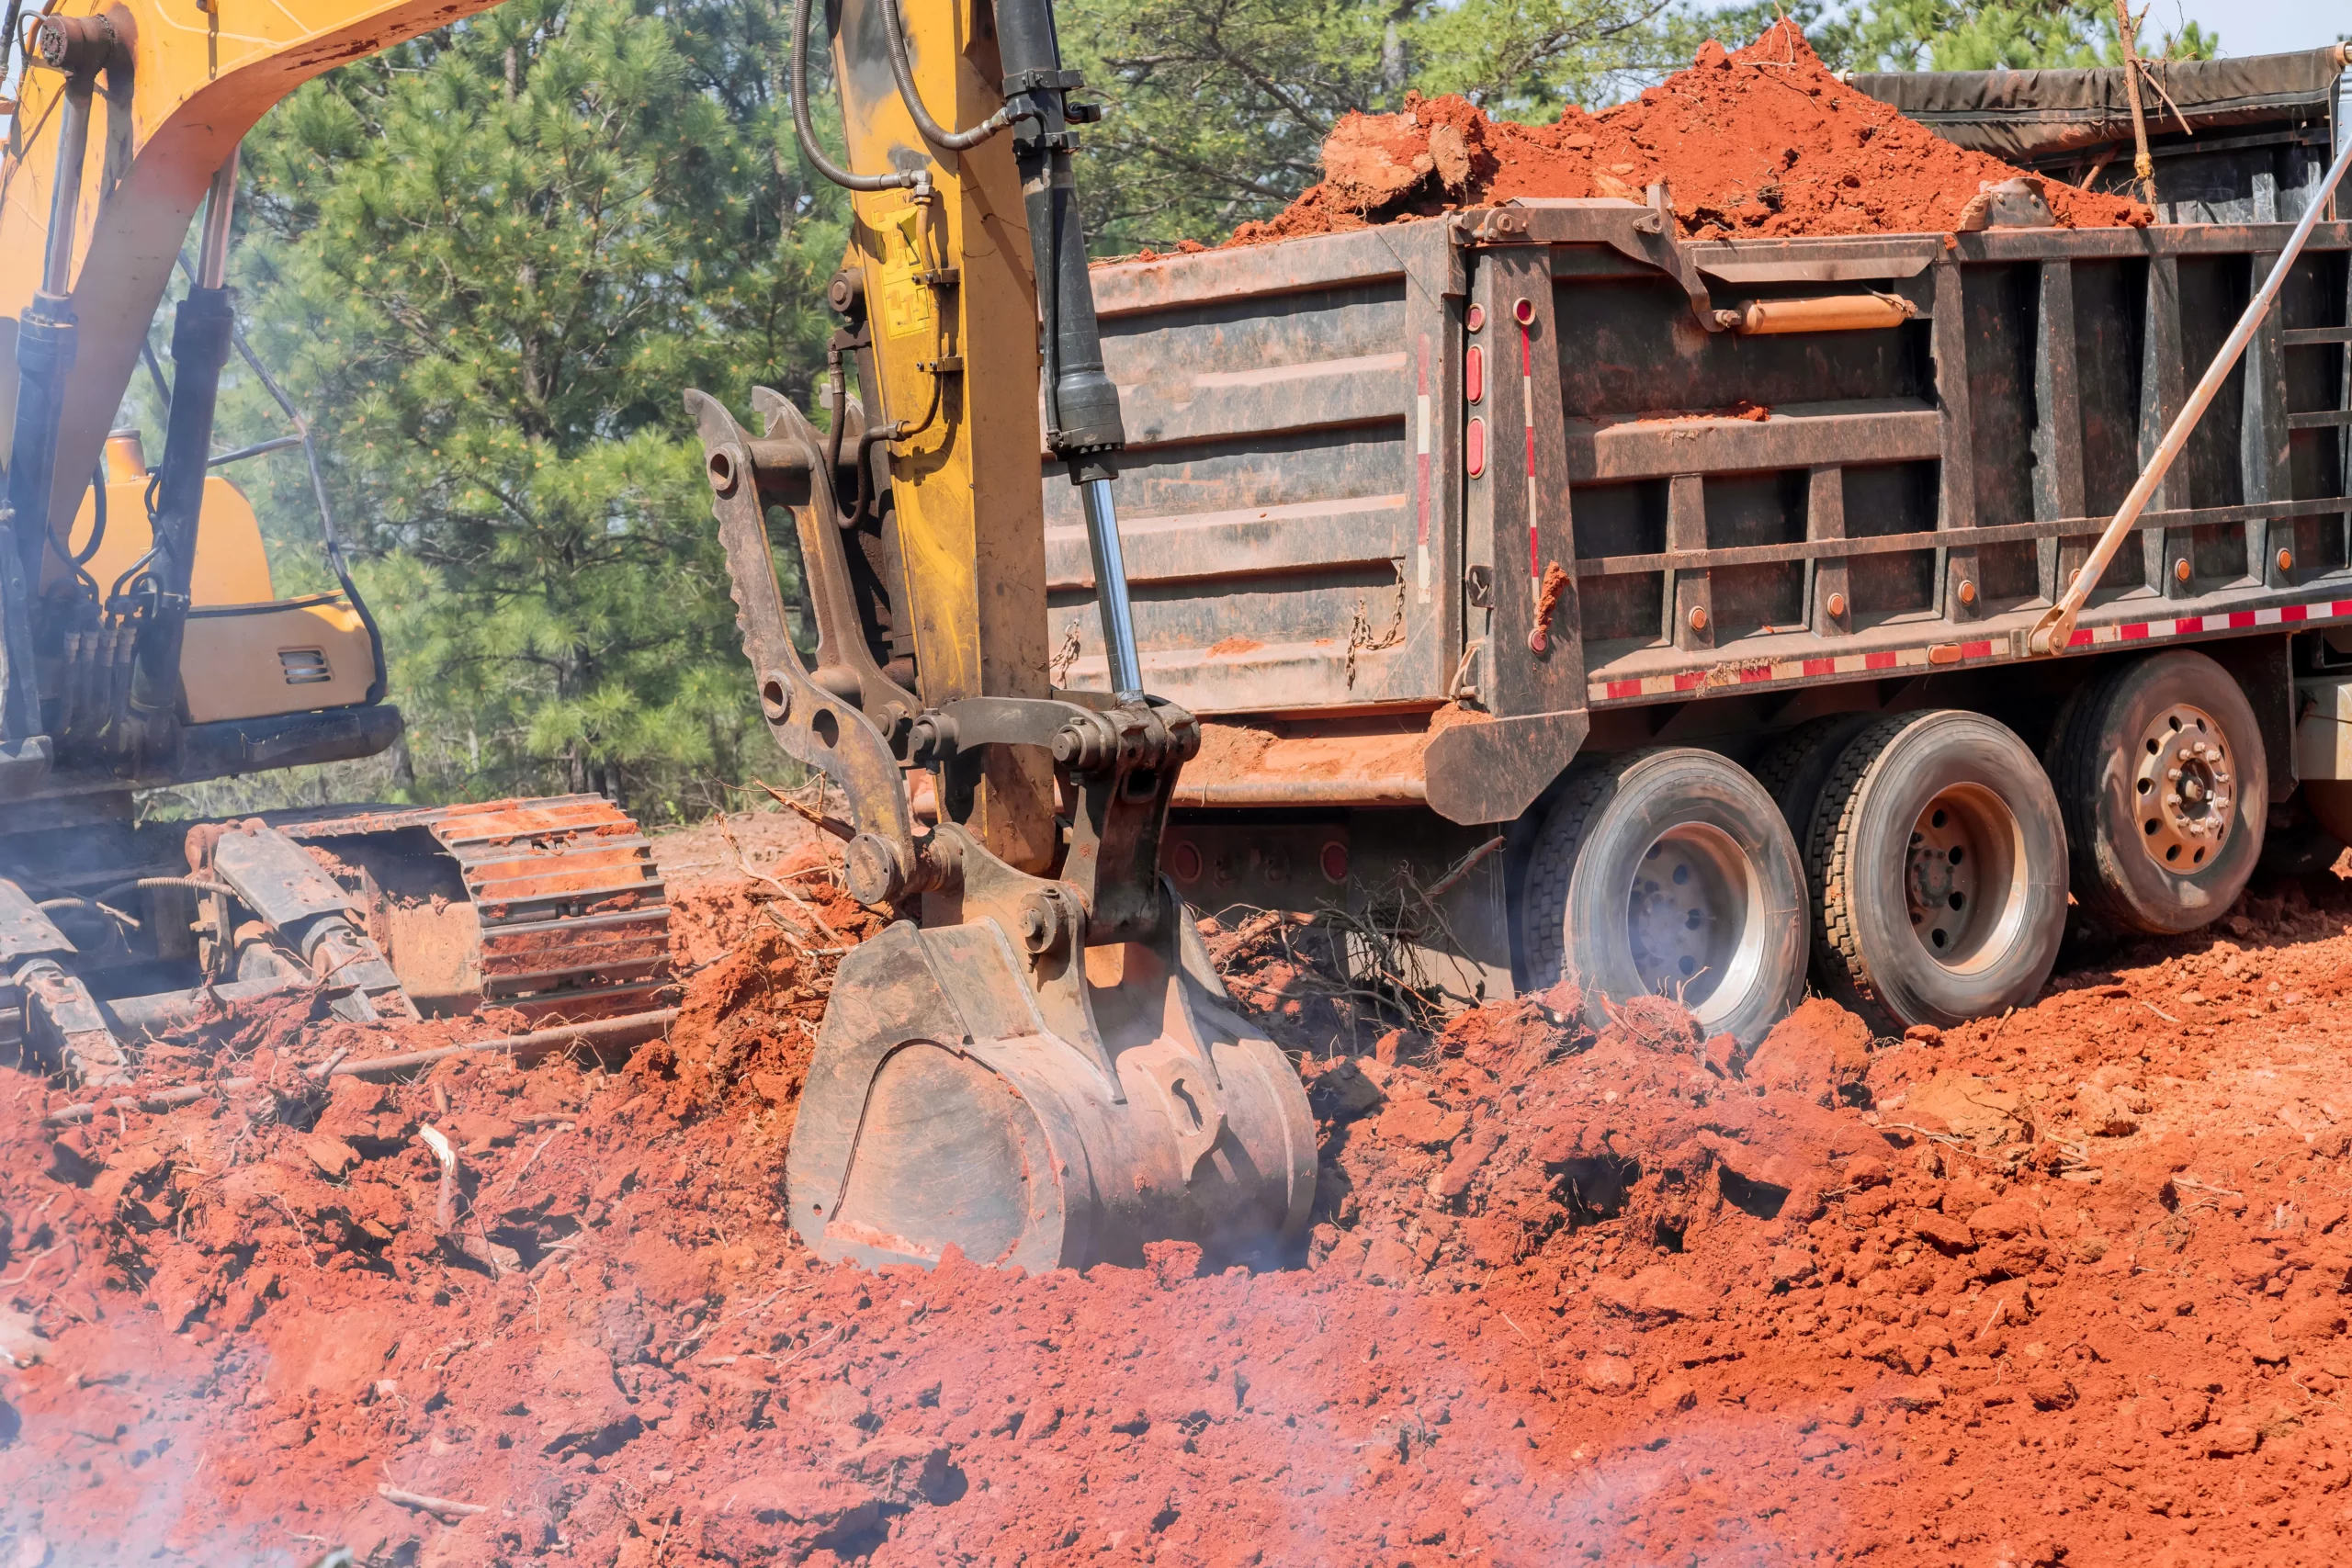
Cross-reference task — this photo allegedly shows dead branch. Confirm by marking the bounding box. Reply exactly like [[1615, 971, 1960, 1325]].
[[377, 1483, 487, 1520]]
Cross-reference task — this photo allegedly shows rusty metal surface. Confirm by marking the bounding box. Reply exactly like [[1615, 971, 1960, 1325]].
[[0, 879, 76, 964], [1054, 220, 1463, 716], [1171, 717, 1442, 808], [785, 911, 1316, 1273], [1075, 210, 2352, 819], [275, 795, 673, 1024]]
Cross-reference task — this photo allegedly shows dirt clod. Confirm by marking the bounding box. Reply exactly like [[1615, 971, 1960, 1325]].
[[5, 807, 2352, 1565]]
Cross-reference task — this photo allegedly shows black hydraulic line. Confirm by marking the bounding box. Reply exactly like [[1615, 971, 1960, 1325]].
[[791, 0, 922, 193], [64, 461, 104, 582], [879, 0, 1017, 152], [989, 0, 1124, 473], [130, 282, 233, 713]]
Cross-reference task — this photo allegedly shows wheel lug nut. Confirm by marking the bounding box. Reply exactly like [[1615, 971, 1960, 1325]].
[[2165, 768, 2182, 781]]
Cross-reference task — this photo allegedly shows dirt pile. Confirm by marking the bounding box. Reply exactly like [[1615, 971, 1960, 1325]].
[[3, 818, 2352, 1565], [1232, 20, 2148, 246]]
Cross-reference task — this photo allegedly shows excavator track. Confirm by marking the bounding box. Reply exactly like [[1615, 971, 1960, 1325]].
[[275, 795, 673, 1025]]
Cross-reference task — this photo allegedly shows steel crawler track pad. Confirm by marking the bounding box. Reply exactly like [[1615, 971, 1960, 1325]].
[[787, 919, 1317, 1275]]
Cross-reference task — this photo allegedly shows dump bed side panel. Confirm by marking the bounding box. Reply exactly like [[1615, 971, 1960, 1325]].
[[1532, 220, 2352, 714], [1076, 211, 2352, 823], [1067, 227, 1463, 715]]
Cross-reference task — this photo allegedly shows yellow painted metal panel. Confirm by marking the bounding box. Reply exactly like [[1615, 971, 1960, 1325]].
[[49, 472, 275, 605], [1, 0, 504, 546], [181, 598, 373, 723]]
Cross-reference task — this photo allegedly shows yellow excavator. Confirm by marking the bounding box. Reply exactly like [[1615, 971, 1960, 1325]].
[[2, 0, 1312, 1270], [0, 2, 673, 1087], [686, 0, 1326, 1279], [686, 0, 1315, 1270]]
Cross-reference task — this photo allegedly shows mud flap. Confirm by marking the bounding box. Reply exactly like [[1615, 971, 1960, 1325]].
[[788, 919, 1317, 1274]]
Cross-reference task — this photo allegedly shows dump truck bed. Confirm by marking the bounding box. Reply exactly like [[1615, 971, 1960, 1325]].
[[1059, 203, 2352, 828]]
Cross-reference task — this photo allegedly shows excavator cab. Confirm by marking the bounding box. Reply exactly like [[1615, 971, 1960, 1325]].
[[687, 0, 1315, 1273]]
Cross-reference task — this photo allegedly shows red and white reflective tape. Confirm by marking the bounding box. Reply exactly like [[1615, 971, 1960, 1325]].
[[1521, 321, 1539, 588], [1415, 333, 1432, 605], [1588, 596, 2352, 705]]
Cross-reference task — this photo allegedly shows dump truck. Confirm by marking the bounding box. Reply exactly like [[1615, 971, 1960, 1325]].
[[1033, 161, 2352, 1045], [707, 6, 2352, 1276]]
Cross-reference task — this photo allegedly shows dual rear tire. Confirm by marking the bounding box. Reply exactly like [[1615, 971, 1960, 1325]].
[[1520, 749, 1807, 1046], [1521, 651, 2266, 1037]]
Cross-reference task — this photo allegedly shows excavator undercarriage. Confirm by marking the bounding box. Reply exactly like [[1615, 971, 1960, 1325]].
[[0, 795, 674, 1091]]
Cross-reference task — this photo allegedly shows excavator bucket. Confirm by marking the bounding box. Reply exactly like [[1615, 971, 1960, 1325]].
[[788, 913, 1317, 1273], [685, 380, 1320, 1275]]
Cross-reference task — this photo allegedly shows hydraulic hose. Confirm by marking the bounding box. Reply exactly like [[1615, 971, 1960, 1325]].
[[880, 0, 1018, 152], [73, 462, 106, 568], [791, 0, 922, 193]]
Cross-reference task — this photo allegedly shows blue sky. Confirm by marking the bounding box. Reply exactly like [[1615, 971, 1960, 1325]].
[[2165, 0, 2347, 55]]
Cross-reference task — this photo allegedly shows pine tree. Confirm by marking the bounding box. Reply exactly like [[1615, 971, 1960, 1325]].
[[220, 0, 845, 817], [1815, 0, 2217, 73]]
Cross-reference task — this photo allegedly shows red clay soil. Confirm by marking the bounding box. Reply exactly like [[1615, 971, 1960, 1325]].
[[4, 820, 2352, 1565], [1229, 21, 2148, 247]]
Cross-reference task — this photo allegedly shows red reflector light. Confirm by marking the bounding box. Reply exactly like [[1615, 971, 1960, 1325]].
[[1319, 840, 1349, 883], [1169, 840, 1203, 884], [1464, 344, 1484, 404], [1465, 417, 1487, 478]]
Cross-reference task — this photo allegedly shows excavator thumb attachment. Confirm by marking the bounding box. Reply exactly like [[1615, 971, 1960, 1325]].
[[787, 902, 1317, 1273]]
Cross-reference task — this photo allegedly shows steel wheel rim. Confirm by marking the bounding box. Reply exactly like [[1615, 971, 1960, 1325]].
[[2132, 702, 2235, 872], [1625, 822, 1769, 1024], [1904, 783, 2029, 974]]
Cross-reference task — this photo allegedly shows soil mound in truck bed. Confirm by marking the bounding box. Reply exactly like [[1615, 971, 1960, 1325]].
[[1229, 19, 2149, 246]]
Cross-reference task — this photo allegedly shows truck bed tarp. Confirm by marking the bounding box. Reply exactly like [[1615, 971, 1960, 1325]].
[[1849, 49, 2344, 162]]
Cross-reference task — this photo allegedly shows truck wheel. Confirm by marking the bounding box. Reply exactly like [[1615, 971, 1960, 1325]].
[[2047, 650, 2267, 934], [1521, 749, 1807, 1046], [1809, 712, 2067, 1033], [1753, 713, 1877, 843]]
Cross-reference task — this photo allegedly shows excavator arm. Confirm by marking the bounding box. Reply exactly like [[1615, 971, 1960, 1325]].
[[689, 0, 1315, 1272]]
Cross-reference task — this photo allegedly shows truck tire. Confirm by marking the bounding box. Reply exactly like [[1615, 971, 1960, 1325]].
[[2046, 650, 2267, 934], [1752, 713, 1878, 844], [1808, 712, 2067, 1033], [1521, 748, 1807, 1046]]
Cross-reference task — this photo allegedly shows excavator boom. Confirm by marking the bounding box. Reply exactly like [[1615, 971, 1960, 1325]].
[[2, 0, 504, 551]]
